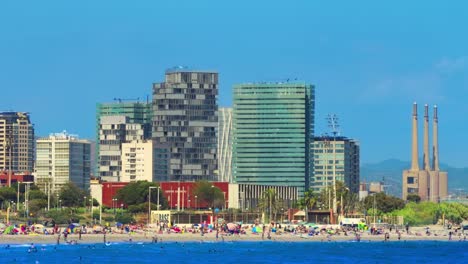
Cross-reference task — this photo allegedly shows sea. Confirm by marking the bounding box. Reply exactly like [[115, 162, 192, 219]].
[[0, 240, 467, 263]]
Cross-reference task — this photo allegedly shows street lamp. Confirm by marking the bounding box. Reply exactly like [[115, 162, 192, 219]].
[[84, 196, 87, 211], [148, 186, 158, 226], [195, 195, 198, 210], [112, 198, 117, 215], [59, 199, 62, 211]]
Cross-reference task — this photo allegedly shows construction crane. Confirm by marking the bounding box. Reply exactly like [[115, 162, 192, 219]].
[[113, 98, 140, 103]]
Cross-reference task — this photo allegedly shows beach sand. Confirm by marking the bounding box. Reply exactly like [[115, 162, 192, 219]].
[[0, 225, 464, 245]]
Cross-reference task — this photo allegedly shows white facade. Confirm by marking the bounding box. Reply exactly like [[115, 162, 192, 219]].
[[218, 107, 233, 183], [99, 115, 146, 182], [35, 131, 91, 193], [121, 140, 153, 182]]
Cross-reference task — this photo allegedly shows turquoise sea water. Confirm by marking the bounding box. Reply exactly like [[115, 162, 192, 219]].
[[0, 241, 467, 263]]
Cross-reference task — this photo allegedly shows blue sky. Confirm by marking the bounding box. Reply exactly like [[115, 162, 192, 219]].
[[1, 1, 467, 166]]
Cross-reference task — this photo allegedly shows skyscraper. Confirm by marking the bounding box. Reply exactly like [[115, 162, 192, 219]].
[[96, 101, 152, 175], [218, 107, 233, 183], [35, 131, 91, 193], [0, 112, 35, 177], [98, 116, 147, 182], [311, 136, 360, 193], [152, 68, 218, 182], [402, 103, 448, 202], [232, 82, 315, 195]]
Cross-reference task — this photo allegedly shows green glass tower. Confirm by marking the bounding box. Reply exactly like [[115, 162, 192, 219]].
[[232, 82, 315, 195]]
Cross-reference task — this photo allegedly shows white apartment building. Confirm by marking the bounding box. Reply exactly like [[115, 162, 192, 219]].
[[35, 131, 91, 193], [121, 140, 153, 182], [99, 115, 146, 182]]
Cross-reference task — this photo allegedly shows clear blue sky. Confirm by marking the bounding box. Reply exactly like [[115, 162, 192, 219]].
[[1, 1, 467, 167]]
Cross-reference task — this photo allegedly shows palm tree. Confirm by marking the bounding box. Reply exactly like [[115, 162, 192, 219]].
[[299, 189, 319, 222], [258, 189, 282, 222]]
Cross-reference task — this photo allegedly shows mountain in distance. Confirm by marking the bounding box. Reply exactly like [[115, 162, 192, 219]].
[[360, 159, 468, 198]]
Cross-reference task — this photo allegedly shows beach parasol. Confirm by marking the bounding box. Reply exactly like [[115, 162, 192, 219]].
[[3, 225, 14, 234]]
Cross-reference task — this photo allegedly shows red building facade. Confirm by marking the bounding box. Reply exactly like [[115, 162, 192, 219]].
[[0, 172, 34, 186], [99, 181, 229, 209]]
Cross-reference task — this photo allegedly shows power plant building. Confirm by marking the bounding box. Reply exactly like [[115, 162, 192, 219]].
[[402, 103, 448, 202]]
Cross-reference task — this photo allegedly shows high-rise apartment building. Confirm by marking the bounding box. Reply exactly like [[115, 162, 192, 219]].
[[121, 140, 153, 182], [98, 116, 146, 182], [311, 136, 360, 193], [232, 82, 315, 195], [0, 112, 34, 176], [152, 68, 218, 182], [218, 107, 233, 183], [402, 103, 447, 202], [96, 101, 152, 175], [35, 131, 91, 193]]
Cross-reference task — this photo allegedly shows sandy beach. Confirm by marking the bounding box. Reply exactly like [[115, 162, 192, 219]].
[[0, 225, 464, 245]]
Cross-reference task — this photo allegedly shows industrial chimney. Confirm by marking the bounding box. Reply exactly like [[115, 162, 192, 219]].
[[423, 104, 430, 170], [433, 105, 439, 171], [411, 102, 420, 171]]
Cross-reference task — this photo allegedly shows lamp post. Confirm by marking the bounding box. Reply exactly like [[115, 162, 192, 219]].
[[148, 186, 158, 226], [195, 195, 198, 210], [84, 196, 87, 211], [112, 198, 117, 215], [59, 199, 62, 211]]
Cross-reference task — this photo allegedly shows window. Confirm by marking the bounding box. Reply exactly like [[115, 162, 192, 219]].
[[407, 177, 415, 184]]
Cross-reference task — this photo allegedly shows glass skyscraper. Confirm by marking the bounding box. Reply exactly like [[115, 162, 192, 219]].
[[232, 82, 315, 195], [152, 68, 218, 182]]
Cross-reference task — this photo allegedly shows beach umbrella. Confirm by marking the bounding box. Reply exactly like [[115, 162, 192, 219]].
[[116, 222, 123, 227], [3, 225, 14, 234]]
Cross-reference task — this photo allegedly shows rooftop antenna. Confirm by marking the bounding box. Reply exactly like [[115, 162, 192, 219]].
[[327, 114, 340, 136], [326, 114, 340, 220]]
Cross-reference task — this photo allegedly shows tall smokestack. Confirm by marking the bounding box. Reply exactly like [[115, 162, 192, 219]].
[[423, 104, 430, 170], [411, 102, 420, 171], [433, 105, 439, 171]]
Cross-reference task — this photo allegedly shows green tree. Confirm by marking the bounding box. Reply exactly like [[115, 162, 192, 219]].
[[192, 181, 225, 210], [258, 189, 284, 222], [58, 182, 86, 207], [363, 192, 405, 214], [316, 181, 359, 216], [0, 187, 17, 205], [115, 181, 166, 208], [29, 189, 47, 200], [406, 194, 421, 203], [298, 189, 319, 222], [28, 199, 48, 215]]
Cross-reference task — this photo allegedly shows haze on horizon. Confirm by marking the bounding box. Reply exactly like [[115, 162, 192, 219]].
[[1, 1, 467, 167]]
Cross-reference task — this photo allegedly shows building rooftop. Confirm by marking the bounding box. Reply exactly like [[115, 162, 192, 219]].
[[165, 66, 217, 74]]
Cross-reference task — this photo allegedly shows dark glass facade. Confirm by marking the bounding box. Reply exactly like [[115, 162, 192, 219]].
[[152, 69, 218, 181]]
